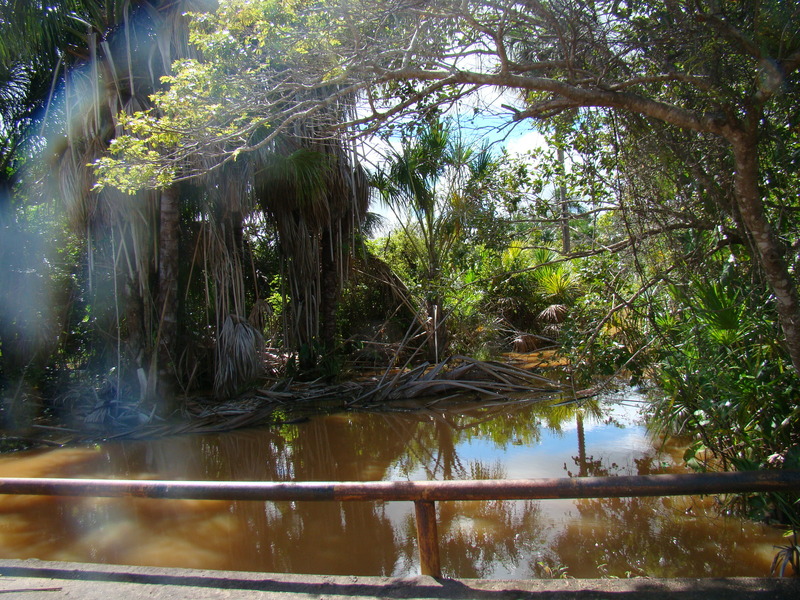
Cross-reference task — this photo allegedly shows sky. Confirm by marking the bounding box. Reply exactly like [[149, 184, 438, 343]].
[[360, 104, 551, 231]]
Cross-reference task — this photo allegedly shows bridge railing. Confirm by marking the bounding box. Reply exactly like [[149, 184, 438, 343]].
[[1, 471, 799, 577]]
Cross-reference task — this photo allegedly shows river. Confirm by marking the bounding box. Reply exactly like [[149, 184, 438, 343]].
[[0, 388, 788, 578]]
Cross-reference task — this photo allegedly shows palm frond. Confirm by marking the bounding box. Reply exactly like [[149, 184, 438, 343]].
[[214, 314, 265, 399], [534, 265, 579, 303], [539, 303, 569, 323], [531, 247, 557, 267]]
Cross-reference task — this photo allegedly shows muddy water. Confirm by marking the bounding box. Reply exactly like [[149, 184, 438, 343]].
[[0, 391, 789, 578]]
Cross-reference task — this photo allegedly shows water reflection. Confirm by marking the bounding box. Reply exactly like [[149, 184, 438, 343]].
[[0, 392, 788, 577]]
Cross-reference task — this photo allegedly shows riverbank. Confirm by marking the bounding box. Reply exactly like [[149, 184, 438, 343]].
[[3, 355, 576, 449]]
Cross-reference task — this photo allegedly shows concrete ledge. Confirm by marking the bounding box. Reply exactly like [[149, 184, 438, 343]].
[[0, 559, 797, 599]]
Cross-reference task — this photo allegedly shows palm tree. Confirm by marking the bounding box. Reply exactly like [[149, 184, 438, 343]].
[[531, 249, 581, 335], [372, 120, 496, 362], [3, 0, 370, 405], [0, 1, 104, 381], [255, 132, 369, 371], [0, 1, 218, 414], [77, 1, 373, 383]]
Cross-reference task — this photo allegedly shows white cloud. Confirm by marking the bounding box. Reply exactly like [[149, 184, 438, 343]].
[[505, 129, 548, 156]]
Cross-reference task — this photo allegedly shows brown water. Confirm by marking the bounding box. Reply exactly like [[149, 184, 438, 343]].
[[0, 391, 789, 578]]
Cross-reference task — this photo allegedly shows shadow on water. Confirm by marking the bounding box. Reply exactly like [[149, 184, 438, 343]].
[[0, 390, 790, 578]]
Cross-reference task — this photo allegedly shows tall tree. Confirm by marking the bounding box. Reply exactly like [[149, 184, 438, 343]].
[[91, 0, 800, 370], [96, 0, 370, 372], [1, 1, 220, 411], [371, 120, 496, 361], [254, 138, 369, 365], [0, 0, 103, 383]]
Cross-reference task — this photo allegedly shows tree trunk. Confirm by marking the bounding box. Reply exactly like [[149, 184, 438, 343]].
[[425, 241, 448, 362], [319, 227, 339, 352], [576, 410, 586, 477], [123, 273, 146, 369], [729, 128, 800, 373], [156, 186, 180, 413], [425, 296, 448, 363], [558, 146, 570, 254]]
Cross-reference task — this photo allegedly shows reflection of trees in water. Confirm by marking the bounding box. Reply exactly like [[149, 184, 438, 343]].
[[538, 398, 603, 435], [393, 460, 550, 578], [0, 415, 419, 574], [439, 498, 548, 578], [392, 398, 585, 480], [549, 454, 781, 578], [223, 415, 416, 574], [99, 401, 571, 576], [554, 399, 623, 479], [135, 415, 419, 574], [435, 460, 549, 578], [5, 397, 777, 578], [94, 398, 601, 576]]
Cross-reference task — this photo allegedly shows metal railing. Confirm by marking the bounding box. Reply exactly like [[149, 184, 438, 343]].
[[1, 471, 799, 578]]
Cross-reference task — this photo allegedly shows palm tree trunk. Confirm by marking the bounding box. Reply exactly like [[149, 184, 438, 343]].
[[576, 411, 586, 477], [123, 273, 146, 369], [156, 185, 180, 412], [319, 227, 339, 351]]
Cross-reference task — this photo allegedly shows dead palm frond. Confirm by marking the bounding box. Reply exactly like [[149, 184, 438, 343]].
[[254, 130, 368, 353], [248, 299, 274, 337], [214, 314, 265, 399], [539, 303, 569, 324], [357, 355, 567, 404]]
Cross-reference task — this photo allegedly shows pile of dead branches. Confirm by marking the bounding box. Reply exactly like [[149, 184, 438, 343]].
[[353, 355, 566, 406], [28, 356, 572, 444]]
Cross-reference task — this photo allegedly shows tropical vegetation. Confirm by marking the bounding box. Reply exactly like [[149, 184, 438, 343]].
[[0, 0, 798, 525]]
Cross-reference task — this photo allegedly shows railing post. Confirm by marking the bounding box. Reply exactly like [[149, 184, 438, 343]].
[[414, 499, 441, 578]]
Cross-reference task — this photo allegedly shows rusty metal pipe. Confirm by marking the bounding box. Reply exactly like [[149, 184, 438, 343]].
[[0, 471, 797, 502], [1, 471, 797, 580], [414, 500, 441, 577]]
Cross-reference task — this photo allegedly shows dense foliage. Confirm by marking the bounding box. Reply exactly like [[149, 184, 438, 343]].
[[0, 0, 798, 522]]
